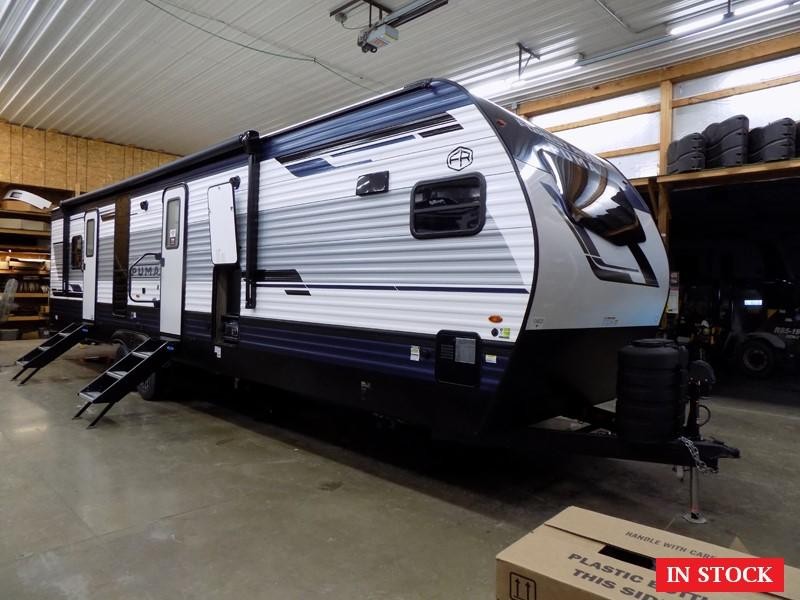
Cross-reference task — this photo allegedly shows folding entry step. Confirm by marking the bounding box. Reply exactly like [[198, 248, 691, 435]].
[[73, 337, 176, 428], [12, 321, 91, 385]]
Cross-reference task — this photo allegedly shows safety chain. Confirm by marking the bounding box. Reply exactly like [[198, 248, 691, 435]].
[[679, 436, 718, 474]]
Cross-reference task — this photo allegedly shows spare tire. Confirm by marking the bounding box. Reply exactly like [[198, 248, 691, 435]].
[[617, 339, 687, 444]]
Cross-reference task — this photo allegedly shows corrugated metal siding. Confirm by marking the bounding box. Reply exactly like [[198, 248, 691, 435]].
[[128, 190, 163, 305], [1, 0, 798, 155], [184, 164, 249, 313], [50, 218, 63, 295], [242, 103, 534, 341], [97, 207, 115, 304]]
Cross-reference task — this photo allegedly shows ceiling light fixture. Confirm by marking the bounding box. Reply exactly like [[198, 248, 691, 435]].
[[466, 54, 583, 98], [668, 12, 727, 36], [734, 0, 786, 15], [669, 0, 796, 36]]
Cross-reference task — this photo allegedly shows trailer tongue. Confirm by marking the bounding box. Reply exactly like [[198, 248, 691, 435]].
[[478, 347, 740, 523]]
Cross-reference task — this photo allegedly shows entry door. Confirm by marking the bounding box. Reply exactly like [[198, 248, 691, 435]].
[[160, 186, 187, 336], [82, 210, 98, 321]]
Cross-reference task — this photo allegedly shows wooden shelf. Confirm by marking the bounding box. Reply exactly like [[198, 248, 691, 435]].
[[0, 269, 49, 276], [15, 293, 48, 298], [0, 227, 50, 238], [657, 158, 800, 190], [6, 315, 47, 322], [0, 244, 48, 252], [0, 209, 51, 220]]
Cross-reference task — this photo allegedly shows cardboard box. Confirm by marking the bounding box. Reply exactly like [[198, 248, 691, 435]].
[[497, 507, 799, 600], [0, 217, 23, 229], [0, 217, 50, 232], [20, 219, 50, 232]]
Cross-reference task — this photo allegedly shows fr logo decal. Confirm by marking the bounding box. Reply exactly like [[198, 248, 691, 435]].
[[447, 146, 473, 171]]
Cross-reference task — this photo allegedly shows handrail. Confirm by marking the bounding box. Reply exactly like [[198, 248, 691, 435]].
[[128, 252, 161, 304]]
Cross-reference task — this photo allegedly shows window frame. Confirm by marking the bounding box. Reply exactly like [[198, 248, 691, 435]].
[[85, 219, 95, 258], [70, 235, 83, 269], [409, 173, 486, 240], [164, 196, 181, 250]]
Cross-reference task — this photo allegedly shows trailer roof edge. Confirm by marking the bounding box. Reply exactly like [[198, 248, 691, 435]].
[[60, 131, 258, 210]]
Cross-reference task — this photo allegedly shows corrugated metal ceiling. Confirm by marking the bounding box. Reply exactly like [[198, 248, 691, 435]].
[[1, 0, 798, 154]]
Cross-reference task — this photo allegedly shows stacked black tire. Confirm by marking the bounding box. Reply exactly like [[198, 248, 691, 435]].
[[748, 118, 796, 163], [666, 133, 705, 174], [703, 115, 749, 168], [668, 115, 799, 174], [616, 339, 688, 444]]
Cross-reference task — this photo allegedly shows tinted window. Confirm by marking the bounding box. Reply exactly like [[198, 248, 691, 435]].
[[165, 197, 180, 249], [70, 235, 83, 268], [85, 220, 95, 258], [411, 175, 485, 239]]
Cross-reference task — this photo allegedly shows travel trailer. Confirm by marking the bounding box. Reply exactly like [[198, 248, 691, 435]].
[[18, 79, 672, 434]]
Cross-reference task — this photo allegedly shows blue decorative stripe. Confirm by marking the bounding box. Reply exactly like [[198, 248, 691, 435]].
[[256, 282, 529, 294], [284, 157, 372, 177], [239, 321, 437, 383], [331, 134, 415, 158], [480, 354, 509, 393], [264, 81, 471, 162], [184, 311, 212, 340], [237, 318, 510, 392]]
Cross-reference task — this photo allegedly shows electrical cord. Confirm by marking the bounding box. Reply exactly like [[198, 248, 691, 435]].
[[142, 0, 380, 92]]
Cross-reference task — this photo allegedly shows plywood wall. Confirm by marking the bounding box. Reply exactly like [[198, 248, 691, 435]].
[[0, 120, 180, 193]]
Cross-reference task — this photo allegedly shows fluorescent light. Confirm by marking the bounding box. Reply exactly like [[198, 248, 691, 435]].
[[668, 12, 725, 36], [524, 55, 581, 76], [734, 0, 785, 15], [467, 79, 513, 98], [457, 52, 568, 87], [744, 299, 763, 306], [736, 3, 789, 18], [466, 55, 582, 98]]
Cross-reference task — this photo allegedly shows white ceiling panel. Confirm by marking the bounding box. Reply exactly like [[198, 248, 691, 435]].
[[1, 0, 798, 155]]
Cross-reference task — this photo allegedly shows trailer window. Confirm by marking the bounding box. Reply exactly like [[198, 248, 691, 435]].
[[85, 219, 95, 258], [165, 197, 180, 249], [70, 235, 83, 268], [411, 175, 485, 239]]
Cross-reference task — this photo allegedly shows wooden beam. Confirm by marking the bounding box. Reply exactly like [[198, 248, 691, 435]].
[[545, 103, 660, 133], [656, 183, 671, 249], [597, 143, 659, 159], [646, 176, 659, 216], [672, 72, 800, 108], [658, 81, 673, 176], [518, 32, 800, 116]]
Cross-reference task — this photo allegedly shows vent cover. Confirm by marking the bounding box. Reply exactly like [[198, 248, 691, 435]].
[[435, 330, 481, 387]]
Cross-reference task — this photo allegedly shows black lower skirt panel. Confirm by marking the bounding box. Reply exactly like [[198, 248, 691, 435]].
[[50, 303, 653, 436]]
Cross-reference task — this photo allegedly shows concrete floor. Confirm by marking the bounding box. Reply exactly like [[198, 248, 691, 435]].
[[0, 339, 798, 599]]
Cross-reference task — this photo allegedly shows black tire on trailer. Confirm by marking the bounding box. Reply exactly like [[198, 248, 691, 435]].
[[737, 339, 775, 379], [114, 338, 161, 401]]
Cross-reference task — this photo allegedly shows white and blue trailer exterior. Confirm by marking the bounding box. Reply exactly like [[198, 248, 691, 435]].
[[50, 79, 668, 436]]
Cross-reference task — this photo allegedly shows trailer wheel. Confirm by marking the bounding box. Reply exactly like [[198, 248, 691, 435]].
[[114, 340, 162, 401], [738, 339, 775, 379]]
